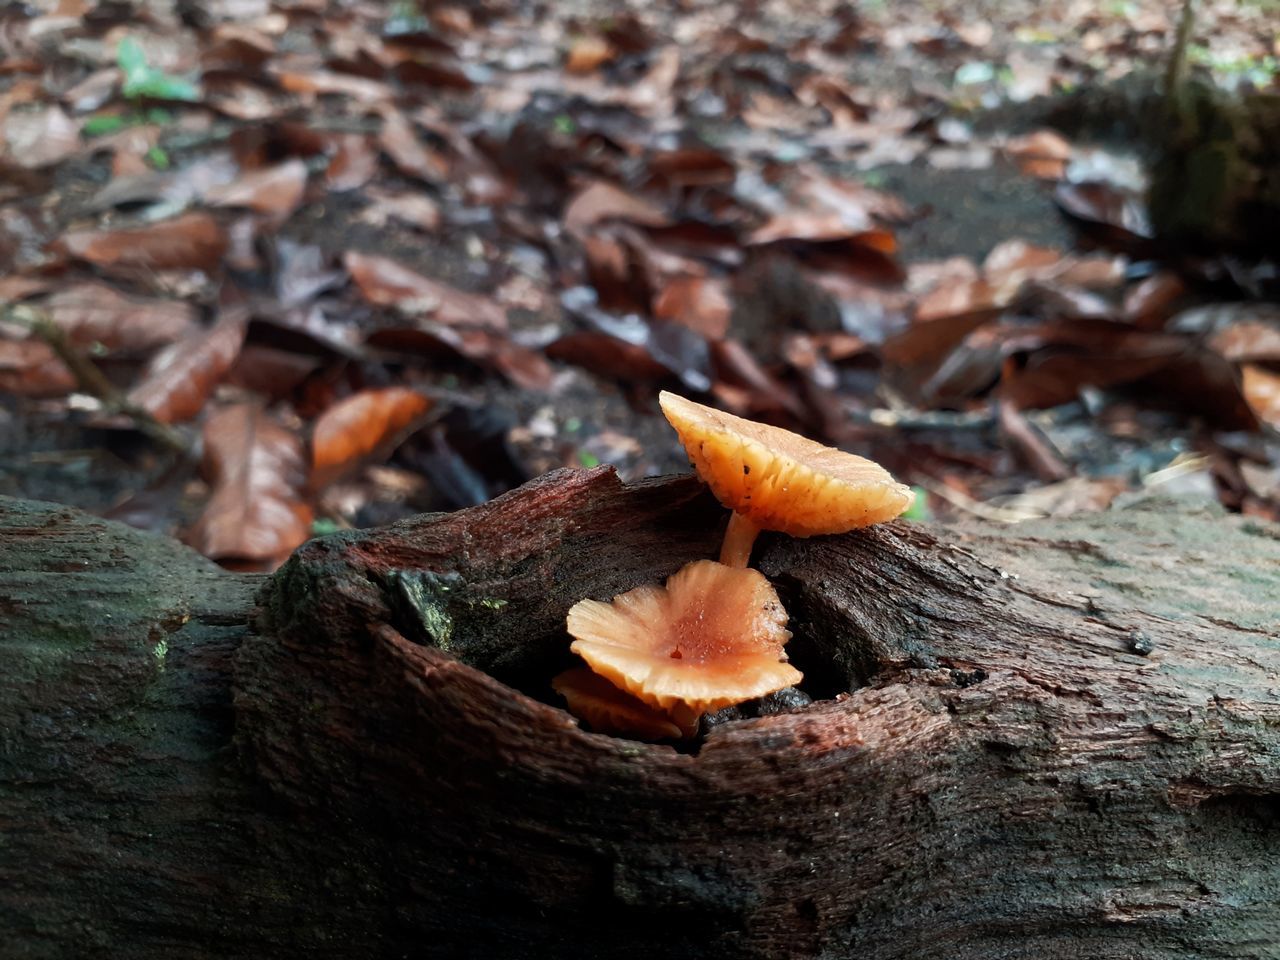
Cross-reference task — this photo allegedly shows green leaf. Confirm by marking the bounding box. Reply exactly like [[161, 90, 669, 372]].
[[82, 115, 127, 137], [578, 450, 600, 468], [146, 145, 171, 170], [311, 518, 342, 537], [901, 487, 930, 522], [128, 73, 201, 103], [116, 36, 148, 78], [117, 35, 201, 103], [954, 61, 995, 86]]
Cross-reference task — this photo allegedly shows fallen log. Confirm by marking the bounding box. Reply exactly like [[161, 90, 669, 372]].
[[2, 468, 1279, 958]]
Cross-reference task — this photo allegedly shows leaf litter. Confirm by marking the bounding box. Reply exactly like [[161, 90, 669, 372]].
[[2, 0, 1279, 571]]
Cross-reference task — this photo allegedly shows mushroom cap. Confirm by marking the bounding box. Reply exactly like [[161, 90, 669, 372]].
[[567, 559, 801, 716], [552, 668, 689, 740], [659, 391, 914, 537]]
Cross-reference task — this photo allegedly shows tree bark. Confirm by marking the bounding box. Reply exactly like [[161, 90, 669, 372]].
[[2, 468, 1279, 959]]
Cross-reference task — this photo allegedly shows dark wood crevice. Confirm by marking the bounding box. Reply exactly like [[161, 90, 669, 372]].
[[2, 468, 1279, 959]]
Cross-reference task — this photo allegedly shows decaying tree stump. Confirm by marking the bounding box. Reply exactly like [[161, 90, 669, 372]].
[[3, 468, 1279, 959]]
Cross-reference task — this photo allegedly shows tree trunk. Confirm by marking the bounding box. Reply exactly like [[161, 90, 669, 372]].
[[3, 468, 1279, 959]]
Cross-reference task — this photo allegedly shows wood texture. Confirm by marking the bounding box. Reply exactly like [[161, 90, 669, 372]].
[[3, 469, 1279, 958]]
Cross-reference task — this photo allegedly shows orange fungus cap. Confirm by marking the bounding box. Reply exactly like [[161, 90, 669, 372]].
[[566, 559, 801, 716], [659, 391, 914, 537], [552, 668, 689, 740]]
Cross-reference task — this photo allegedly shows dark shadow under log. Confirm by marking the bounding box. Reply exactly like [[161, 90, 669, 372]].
[[3, 468, 1280, 959]]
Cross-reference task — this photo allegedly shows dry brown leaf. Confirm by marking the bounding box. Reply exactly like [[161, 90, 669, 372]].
[[378, 108, 449, 183], [312, 387, 434, 488], [344, 251, 507, 331], [1123, 272, 1187, 328], [326, 134, 379, 192], [274, 69, 393, 103], [187, 403, 313, 569], [227, 344, 322, 399], [60, 212, 229, 274], [359, 189, 441, 232], [205, 158, 308, 216], [566, 35, 615, 74], [0, 275, 52, 304], [564, 181, 672, 235], [647, 148, 736, 187], [127, 303, 247, 423], [1210, 322, 1280, 363], [796, 172, 913, 225], [42, 283, 197, 353], [366, 325, 554, 390], [1004, 130, 1072, 180], [545, 330, 673, 383], [654, 276, 732, 340], [0, 338, 74, 397], [3, 105, 82, 169], [1241, 365, 1280, 428], [748, 212, 896, 250]]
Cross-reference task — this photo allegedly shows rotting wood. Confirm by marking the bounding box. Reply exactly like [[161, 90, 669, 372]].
[[3, 469, 1279, 959]]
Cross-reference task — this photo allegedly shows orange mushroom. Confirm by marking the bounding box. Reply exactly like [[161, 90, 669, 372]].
[[566, 559, 800, 719], [559, 394, 911, 740], [552, 667, 691, 741], [659, 391, 914, 567]]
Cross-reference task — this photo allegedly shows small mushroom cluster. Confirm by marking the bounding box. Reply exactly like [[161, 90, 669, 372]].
[[554, 391, 914, 740]]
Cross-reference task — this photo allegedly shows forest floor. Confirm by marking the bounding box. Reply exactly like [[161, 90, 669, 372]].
[[0, 0, 1277, 569]]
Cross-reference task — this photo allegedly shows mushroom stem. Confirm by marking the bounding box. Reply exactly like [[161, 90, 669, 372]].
[[720, 511, 762, 568]]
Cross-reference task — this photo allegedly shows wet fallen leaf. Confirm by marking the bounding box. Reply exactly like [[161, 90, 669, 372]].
[[344, 252, 508, 332], [187, 403, 313, 569], [60, 212, 229, 274], [205, 157, 309, 216], [127, 299, 248, 423], [312, 387, 435, 488]]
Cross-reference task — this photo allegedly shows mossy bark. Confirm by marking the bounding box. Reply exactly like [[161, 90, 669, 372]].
[[3, 472, 1280, 959]]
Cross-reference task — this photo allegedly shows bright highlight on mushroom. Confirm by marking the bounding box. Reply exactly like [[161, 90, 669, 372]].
[[557, 392, 914, 740]]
